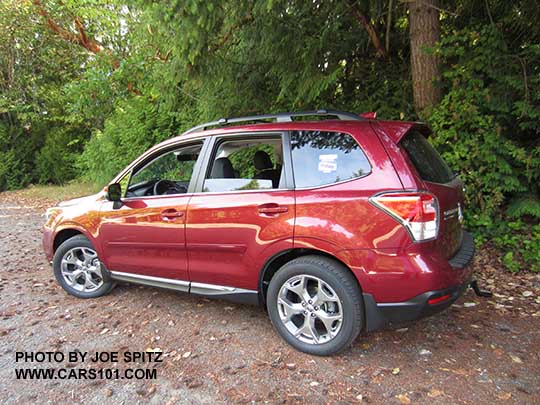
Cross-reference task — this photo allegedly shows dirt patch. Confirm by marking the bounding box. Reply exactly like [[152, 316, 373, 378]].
[[1, 190, 539, 403]]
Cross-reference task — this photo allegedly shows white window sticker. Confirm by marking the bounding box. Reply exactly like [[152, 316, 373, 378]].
[[318, 154, 338, 173]]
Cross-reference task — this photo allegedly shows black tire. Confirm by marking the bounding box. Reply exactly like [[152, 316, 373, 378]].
[[267, 255, 364, 356], [53, 235, 115, 299]]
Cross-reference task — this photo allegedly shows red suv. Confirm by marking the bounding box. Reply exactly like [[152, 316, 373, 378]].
[[43, 110, 474, 355]]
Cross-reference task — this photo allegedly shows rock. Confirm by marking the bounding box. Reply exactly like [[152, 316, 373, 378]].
[[186, 379, 202, 389], [509, 354, 523, 364], [224, 366, 238, 375], [166, 396, 179, 405], [522, 291, 533, 297], [497, 324, 512, 332], [233, 361, 246, 369], [463, 302, 477, 308], [419, 349, 432, 356], [396, 394, 411, 404], [497, 392, 511, 400], [104, 388, 113, 397], [309, 381, 320, 387], [428, 388, 443, 398], [286, 363, 297, 370], [182, 351, 191, 358]]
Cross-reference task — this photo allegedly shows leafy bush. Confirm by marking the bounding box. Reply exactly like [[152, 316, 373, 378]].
[[429, 26, 540, 272], [78, 96, 180, 185], [36, 128, 82, 184]]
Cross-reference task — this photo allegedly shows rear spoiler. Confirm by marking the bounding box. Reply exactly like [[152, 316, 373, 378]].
[[373, 121, 431, 144]]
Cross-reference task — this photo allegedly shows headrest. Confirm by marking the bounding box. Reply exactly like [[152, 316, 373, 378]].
[[211, 157, 235, 178], [254, 150, 273, 170]]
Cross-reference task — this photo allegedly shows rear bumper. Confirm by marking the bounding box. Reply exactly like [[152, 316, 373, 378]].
[[362, 230, 475, 331], [363, 280, 470, 331]]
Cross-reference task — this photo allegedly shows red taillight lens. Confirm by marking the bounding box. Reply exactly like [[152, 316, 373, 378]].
[[370, 192, 439, 241]]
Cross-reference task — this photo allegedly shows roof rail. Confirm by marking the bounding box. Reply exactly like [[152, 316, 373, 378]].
[[183, 109, 363, 135]]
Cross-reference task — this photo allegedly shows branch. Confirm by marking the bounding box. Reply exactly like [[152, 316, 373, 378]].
[[349, 1, 388, 59], [385, 0, 394, 53], [33, 0, 103, 54], [154, 48, 172, 63], [210, 11, 254, 53], [33, 1, 128, 88], [74, 16, 103, 54]]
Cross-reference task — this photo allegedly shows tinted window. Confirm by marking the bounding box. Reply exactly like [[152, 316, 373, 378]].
[[203, 137, 283, 192], [400, 131, 454, 183], [291, 131, 371, 188], [125, 143, 202, 197], [130, 146, 200, 185]]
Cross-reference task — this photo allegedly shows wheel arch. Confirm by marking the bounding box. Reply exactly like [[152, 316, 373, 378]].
[[53, 226, 94, 254], [258, 248, 362, 306]]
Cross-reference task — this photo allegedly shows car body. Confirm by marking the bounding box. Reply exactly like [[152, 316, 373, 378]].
[[43, 110, 474, 355]]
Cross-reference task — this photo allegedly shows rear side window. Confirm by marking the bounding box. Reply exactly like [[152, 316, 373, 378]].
[[400, 131, 454, 184], [291, 131, 371, 188], [203, 137, 283, 192]]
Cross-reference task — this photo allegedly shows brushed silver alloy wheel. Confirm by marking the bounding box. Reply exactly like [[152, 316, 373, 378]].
[[277, 274, 343, 344], [60, 247, 103, 293]]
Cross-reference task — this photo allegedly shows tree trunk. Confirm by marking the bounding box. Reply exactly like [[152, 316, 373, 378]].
[[409, 0, 441, 117]]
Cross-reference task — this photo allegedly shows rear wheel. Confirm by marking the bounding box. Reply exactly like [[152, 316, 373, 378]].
[[267, 255, 364, 356], [53, 235, 115, 298]]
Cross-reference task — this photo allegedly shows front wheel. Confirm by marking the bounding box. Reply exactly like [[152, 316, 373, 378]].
[[53, 235, 115, 299], [266, 255, 364, 356]]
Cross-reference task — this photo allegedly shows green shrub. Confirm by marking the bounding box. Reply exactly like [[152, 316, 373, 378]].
[[429, 26, 540, 272], [36, 128, 80, 184]]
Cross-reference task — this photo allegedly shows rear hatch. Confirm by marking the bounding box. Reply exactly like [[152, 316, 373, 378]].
[[399, 130, 464, 259]]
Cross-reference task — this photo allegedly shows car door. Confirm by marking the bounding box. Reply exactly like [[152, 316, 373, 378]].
[[98, 139, 207, 282], [185, 132, 295, 292]]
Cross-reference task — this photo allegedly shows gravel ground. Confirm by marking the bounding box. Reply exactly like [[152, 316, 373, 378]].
[[0, 191, 539, 404]]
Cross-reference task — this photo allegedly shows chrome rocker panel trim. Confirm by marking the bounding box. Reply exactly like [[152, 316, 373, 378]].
[[109, 271, 190, 292], [109, 271, 259, 305]]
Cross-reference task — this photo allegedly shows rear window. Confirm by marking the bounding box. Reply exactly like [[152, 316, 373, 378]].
[[291, 130, 371, 188], [400, 131, 454, 184]]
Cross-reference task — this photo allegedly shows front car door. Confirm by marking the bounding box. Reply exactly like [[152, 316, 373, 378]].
[[98, 139, 207, 283], [186, 132, 295, 295]]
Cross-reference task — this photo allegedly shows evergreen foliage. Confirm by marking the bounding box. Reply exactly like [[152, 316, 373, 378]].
[[0, 0, 538, 271]]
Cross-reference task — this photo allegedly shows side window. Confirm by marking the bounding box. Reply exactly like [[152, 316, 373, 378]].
[[291, 131, 371, 188], [126, 143, 202, 197], [203, 137, 284, 193]]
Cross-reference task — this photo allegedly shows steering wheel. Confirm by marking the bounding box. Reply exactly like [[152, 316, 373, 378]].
[[153, 180, 187, 195]]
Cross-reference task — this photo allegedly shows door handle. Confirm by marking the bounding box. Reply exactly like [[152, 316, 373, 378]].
[[258, 204, 289, 216], [161, 209, 184, 220]]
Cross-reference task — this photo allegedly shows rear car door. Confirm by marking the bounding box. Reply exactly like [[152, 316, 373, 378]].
[[98, 139, 206, 281], [185, 132, 295, 292]]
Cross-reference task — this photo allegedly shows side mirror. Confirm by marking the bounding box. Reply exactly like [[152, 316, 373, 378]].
[[106, 183, 122, 202]]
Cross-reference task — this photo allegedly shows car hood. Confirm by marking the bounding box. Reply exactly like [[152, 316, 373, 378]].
[[58, 192, 103, 208]]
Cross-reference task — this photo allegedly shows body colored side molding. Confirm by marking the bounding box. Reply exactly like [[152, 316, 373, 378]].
[[109, 271, 259, 305]]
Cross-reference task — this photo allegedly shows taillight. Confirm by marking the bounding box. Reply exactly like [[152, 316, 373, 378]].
[[370, 192, 439, 242]]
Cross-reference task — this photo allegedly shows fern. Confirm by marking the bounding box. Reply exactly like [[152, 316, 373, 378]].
[[507, 195, 540, 219]]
